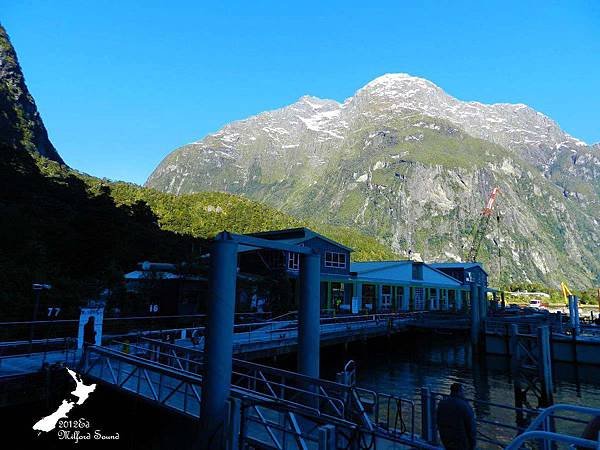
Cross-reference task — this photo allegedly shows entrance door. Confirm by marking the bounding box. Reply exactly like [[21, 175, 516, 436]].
[[414, 287, 425, 310], [381, 286, 392, 312]]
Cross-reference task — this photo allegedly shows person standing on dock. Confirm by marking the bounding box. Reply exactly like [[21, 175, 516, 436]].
[[436, 383, 477, 450]]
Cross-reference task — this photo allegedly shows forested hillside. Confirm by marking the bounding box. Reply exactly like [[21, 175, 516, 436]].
[[0, 146, 396, 319]]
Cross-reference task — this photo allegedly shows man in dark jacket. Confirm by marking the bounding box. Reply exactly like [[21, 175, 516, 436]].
[[436, 383, 477, 450], [578, 416, 600, 449]]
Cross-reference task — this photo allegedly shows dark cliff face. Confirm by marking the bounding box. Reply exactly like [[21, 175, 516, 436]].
[[0, 24, 64, 164]]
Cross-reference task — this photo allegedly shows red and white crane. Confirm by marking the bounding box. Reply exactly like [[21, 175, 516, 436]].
[[466, 187, 500, 262]]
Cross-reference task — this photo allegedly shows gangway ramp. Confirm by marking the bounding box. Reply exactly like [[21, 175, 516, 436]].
[[78, 340, 434, 449]]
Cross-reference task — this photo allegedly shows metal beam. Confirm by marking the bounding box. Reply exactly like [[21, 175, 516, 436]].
[[227, 232, 314, 254]]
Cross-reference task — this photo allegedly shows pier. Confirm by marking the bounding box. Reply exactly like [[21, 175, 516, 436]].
[[1, 231, 599, 448]]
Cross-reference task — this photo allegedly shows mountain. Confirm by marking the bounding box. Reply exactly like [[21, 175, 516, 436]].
[[0, 24, 63, 163], [147, 74, 600, 288]]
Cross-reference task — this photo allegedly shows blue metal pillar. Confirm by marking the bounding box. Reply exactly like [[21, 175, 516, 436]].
[[479, 286, 487, 318], [199, 233, 239, 449], [470, 283, 481, 350], [298, 252, 321, 378], [568, 295, 580, 335], [354, 282, 362, 313]]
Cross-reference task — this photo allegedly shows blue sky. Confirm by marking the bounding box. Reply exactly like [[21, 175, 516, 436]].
[[4, 1, 599, 184]]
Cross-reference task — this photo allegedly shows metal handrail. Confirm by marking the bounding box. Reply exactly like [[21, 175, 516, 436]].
[[505, 430, 599, 449], [114, 338, 350, 420], [521, 403, 600, 433]]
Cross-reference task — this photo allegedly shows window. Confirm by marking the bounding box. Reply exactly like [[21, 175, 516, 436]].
[[287, 252, 300, 271], [412, 263, 423, 280], [324, 251, 346, 269]]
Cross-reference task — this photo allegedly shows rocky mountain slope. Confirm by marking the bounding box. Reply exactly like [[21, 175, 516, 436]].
[[0, 24, 63, 163], [147, 74, 600, 287]]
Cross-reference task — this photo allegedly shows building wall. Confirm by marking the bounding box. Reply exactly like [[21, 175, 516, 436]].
[[466, 267, 488, 287], [300, 237, 351, 277]]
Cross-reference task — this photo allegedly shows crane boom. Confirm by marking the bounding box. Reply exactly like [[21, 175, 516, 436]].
[[560, 281, 572, 304], [466, 187, 500, 262]]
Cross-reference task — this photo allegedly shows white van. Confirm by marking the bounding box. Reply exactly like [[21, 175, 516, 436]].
[[529, 299, 543, 309]]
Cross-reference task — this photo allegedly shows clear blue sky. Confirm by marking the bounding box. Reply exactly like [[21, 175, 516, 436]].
[[4, 1, 599, 184]]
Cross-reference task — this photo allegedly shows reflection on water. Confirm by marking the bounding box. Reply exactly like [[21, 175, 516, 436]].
[[322, 333, 600, 448]]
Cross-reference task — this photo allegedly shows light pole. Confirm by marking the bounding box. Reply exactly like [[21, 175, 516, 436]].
[[42, 306, 61, 365], [29, 283, 52, 355]]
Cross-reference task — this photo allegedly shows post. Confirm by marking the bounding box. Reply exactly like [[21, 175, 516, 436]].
[[568, 295, 580, 335], [298, 252, 321, 378], [536, 326, 554, 407], [318, 424, 336, 449], [470, 283, 481, 351], [224, 397, 241, 450], [198, 234, 239, 449], [456, 290, 463, 311], [353, 282, 362, 314], [420, 387, 435, 443], [573, 295, 580, 331], [490, 292, 497, 311], [509, 324, 526, 431], [28, 289, 41, 355], [479, 286, 487, 318], [501, 291, 506, 309], [402, 286, 409, 311]]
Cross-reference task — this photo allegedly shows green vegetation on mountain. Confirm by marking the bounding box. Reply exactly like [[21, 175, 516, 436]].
[[36, 159, 396, 261], [0, 145, 197, 319], [1, 146, 396, 319], [0, 24, 63, 162]]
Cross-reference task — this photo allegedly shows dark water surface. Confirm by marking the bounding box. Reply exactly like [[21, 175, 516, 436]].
[[321, 332, 600, 448]]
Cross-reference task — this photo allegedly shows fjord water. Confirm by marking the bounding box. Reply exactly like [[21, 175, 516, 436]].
[[321, 332, 600, 447]]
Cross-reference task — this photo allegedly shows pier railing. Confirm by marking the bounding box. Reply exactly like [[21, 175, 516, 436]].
[[77, 338, 600, 449], [423, 389, 596, 449], [504, 403, 600, 450], [485, 316, 600, 339], [108, 337, 428, 444], [111, 337, 366, 425], [81, 342, 433, 449]]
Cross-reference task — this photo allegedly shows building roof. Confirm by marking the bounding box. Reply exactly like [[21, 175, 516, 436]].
[[429, 262, 488, 275], [350, 261, 411, 274], [248, 227, 353, 252], [350, 260, 463, 288]]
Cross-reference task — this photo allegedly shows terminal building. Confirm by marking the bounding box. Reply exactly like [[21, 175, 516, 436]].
[[239, 227, 488, 314]]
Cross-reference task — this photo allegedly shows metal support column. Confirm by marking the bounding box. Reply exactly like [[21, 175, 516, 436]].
[[402, 286, 409, 311], [318, 424, 336, 449], [479, 286, 487, 318], [568, 295, 580, 335], [420, 387, 436, 443], [198, 234, 239, 449], [537, 326, 554, 407], [354, 282, 362, 314], [298, 252, 321, 378], [470, 283, 481, 350]]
